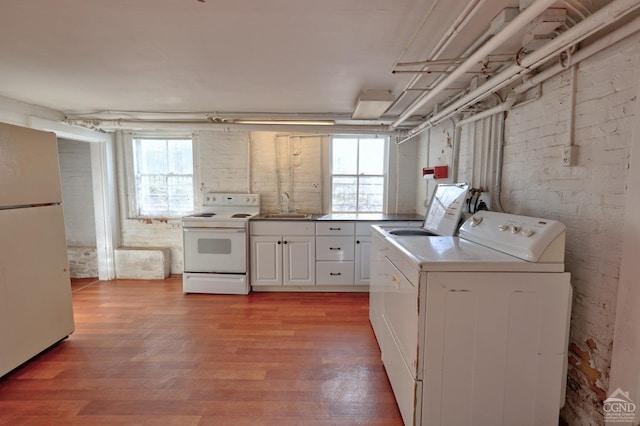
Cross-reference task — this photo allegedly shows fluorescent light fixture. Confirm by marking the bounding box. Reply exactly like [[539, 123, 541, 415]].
[[234, 119, 335, 126], [352, 90, 395, 119]]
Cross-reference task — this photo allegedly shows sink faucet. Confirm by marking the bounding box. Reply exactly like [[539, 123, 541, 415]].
[[281, 192, 290, 213]]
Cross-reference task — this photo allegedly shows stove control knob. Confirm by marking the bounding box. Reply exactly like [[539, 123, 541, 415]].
[[211, 196, 216, 202], [522, 229, 534, 237], [511, 225, 521, 234], [470, 216, 483, 227], [499, 224, 509, 231]]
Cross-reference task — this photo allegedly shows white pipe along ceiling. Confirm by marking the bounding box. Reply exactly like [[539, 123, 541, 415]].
[[62, 0, 640, 138], [397, 0, 640, 144], [390, 0, 558, 129]]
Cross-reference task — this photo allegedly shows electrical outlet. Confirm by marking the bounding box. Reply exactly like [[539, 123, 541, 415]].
[[562, 145, 577, 167]]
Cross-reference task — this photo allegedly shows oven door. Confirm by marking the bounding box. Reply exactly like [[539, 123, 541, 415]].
[[183, 227, 247, 273]]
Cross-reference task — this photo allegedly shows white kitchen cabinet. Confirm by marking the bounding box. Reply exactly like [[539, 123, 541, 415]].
[[316, 222, 355, 236], [315, 222, 355, 286], [283, 236, 315, 286], [251, 219, 421, 289], [250, 222, 315, 287], [251, 236, 282, 286], [355, 236, 372, 285]]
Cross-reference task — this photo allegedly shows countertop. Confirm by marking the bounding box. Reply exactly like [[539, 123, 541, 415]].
[[252, 213, 424, 221]]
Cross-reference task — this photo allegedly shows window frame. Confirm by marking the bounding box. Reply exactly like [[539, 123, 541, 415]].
[[125, 133, 196, 219], [327, 135, 389, 214]]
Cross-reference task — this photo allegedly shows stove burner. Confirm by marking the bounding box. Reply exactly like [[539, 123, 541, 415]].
[[193, 213, 216, 217], [231, 213, 252, 218]]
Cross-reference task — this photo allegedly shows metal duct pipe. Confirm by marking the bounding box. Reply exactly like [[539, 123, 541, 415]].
[[391, 0, 558, 128], [64, 119, 402, 136], [399, 0, 640, 142]]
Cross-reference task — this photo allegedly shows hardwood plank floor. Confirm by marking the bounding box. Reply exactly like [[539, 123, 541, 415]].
[[0, 277, 403, 425]]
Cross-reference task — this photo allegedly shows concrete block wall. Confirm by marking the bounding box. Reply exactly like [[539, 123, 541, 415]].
[[57, 139, 96, 246], [58, 138, 99, 278], [496, 35, 638, 425]]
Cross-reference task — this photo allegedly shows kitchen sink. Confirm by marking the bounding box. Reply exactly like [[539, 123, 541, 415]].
[[262, 213, 311, 219]]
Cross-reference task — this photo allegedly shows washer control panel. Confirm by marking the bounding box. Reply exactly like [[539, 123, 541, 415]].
[[459, 211, 566, 262]]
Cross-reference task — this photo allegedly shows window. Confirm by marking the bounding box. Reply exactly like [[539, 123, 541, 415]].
[[132, 138, 194, 217], [331, 136, 386, 213]]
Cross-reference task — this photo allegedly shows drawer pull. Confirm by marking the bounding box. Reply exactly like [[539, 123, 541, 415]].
[[330, 272, 342, 276], [329, 247, 341, 250], [329, 227, 341, 231]]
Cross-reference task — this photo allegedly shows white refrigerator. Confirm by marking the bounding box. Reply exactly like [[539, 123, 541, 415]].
[[0, 122, 75, 377]]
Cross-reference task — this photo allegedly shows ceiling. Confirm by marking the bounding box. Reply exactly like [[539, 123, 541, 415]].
[[0, 0, 625, 130]]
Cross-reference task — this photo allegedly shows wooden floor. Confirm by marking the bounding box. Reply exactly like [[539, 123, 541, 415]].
[[0, 277, 403, 425]]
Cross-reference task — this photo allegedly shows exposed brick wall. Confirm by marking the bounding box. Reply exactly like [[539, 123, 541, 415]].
[[198, 130, 249, 193], [498, 35, 639, 425], [249, 132, 324, 213], [411, 32, 639, 426]]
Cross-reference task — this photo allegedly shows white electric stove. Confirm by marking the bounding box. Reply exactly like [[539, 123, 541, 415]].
[[370, 211, 572, 425], [182, 193, 260, 295]]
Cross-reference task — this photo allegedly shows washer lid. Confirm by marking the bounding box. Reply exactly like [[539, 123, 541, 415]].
[[421, 183, 469, 236]]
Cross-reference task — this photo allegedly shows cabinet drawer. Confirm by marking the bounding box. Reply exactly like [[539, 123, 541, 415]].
[[316, 236, 354, 261], [316, 261, 354, 285], [251, 221, 314, 236], [316, 222, 355, 236]]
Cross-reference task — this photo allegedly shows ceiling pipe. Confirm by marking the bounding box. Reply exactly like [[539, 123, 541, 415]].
[[514, 12, 640, 94], [397, 0, 640, 143], [391, 0, 558, 129], [65, 111, 360, 123], [457, 91, 517, 127], [63, 119, 403, 136], [388, 0, 485, 113]]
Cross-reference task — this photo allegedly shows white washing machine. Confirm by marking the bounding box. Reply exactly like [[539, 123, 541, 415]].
[[370, 211, 572, 426]]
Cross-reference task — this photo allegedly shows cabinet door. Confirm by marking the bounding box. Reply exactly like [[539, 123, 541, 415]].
[[251, 236, 283, 286], [355, 236, 372, 285], [283, 236, 315, 286]]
